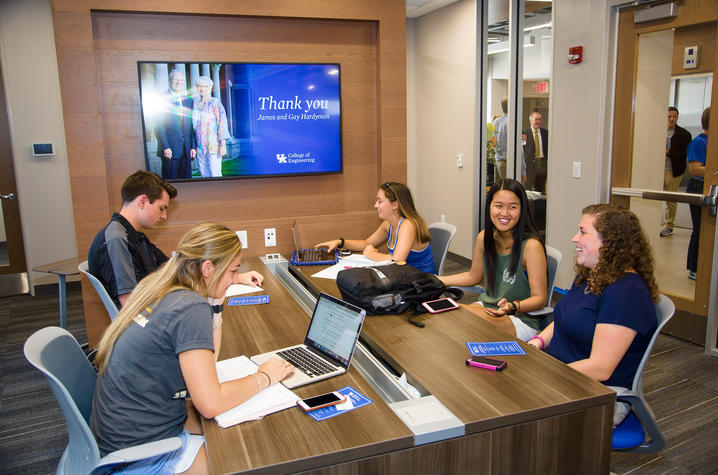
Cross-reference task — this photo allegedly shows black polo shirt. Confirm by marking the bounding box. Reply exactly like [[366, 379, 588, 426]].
[[88, 213, 168, 307]]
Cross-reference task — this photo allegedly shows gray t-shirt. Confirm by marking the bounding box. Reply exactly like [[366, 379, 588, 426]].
[[91, 289, 214, 456]]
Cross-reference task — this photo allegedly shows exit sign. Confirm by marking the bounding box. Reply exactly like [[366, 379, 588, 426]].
[[536, 82, 549, 93]]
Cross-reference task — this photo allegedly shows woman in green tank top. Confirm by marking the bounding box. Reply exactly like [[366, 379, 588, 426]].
[[439, 179, 547, 341]]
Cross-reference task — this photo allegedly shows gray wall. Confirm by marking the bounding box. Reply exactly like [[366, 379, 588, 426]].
[[0, 0, 77, 286]]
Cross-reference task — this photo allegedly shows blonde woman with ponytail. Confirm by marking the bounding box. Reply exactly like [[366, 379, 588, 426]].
[[91, 222, 294, 475]]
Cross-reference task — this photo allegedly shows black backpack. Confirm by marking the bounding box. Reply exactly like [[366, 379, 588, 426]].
[[336, 264, 463, 317]]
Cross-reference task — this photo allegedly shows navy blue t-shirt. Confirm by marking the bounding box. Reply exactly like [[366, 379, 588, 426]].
[[548, 273, 656, 388]]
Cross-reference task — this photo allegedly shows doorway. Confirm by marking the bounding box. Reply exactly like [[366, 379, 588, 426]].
[[610, 0, 717, 350], [0, 58, 29, 295]]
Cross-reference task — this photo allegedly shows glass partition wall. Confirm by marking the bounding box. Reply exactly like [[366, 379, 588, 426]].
[[476, 0, 552, 238]]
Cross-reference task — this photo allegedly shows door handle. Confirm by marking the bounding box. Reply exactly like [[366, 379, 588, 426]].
[[0, 192, 16, 200], [612, 186, 718, 216]]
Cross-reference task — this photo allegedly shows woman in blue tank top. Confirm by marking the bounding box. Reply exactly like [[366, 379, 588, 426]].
[[316, 182, 435, 273]]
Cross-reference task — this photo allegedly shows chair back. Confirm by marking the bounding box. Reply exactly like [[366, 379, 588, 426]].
[[428, 222, 457, 275], [78, 260, 119, 321], [24, 327, 101, 474], [632, 294, 675, 395], [544, 245, 562, 304]]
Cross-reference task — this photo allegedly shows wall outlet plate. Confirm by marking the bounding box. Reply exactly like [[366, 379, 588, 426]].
[[236, 230, 248, 249], [264, 228, 276, 247]]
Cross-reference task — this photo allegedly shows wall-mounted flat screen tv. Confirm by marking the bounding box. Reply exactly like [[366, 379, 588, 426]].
[[137, 62, 342, 182]]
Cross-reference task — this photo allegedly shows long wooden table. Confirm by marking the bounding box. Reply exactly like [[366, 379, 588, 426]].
[[202, 257, 615, 474]]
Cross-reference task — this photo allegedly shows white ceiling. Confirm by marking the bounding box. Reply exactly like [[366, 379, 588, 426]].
[[406, 0, 460, 19]]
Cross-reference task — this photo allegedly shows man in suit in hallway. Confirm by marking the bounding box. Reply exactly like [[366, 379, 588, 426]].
[[522, 111, 548, 193], [156, 69, 196, 179], [660, 106, 692, 237]]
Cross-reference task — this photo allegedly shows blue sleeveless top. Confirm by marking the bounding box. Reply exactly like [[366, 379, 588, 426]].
[[387, 218, 435, 273]]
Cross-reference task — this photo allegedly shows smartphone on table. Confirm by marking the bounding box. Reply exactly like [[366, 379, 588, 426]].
[[296, 391, 347, 412], [465, 356, 507, 371], [422, 297, 460, 314]]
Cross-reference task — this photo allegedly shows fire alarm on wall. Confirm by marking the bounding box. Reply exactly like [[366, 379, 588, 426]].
[[569, 46, 583, 64]]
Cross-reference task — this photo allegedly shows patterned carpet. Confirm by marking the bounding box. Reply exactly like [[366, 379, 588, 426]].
[[0, 283, 85, 474]]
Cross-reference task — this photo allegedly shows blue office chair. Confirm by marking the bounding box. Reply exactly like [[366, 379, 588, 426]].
[[428, 222, 457, 275], [78, 260, 119, 321], [24, 326, 182, 474], [611, 294, 675, 453]]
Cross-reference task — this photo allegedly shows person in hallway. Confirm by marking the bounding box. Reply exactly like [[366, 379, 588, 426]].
[[155, 69, 196, 180], [315, 181, 435, 273], [492, 97, 527, 184], [660, 106, 692, 237], [521, 111, 548, 193], [88, 171, 177, 308], [91, 222, 288, 475], [686, 107, 709, 280], [193, 76, 230, 178], [528, 204, 658, 427], [438, 179, 547, 341], [493, 98, 509, 181]]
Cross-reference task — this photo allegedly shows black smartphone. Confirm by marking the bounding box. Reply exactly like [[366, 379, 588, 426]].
[[465, 355, 507, 371]]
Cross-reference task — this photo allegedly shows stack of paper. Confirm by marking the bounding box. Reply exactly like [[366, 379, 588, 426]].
[[214, 356, 299, 428], [311, 254, 393, 280]]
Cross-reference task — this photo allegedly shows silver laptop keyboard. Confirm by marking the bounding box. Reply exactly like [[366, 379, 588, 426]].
[[277, 347, 336, 377]]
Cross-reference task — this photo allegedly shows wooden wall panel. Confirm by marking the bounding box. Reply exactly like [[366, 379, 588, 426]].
[[671, 22, 716, 76], [51, 0, 406, 346]]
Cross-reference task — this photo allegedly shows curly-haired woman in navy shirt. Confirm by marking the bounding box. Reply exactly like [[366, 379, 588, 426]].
[[527, 204, 658, 426]]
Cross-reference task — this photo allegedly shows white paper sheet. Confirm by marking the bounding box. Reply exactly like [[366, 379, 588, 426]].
[[311, 254, 393, 280], [225, 284, 264, 297], [214, 356, 299, 428]]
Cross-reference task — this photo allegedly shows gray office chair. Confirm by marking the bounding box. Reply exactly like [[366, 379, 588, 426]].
[[24, 326, 182, 474], [527, 245, 562, 327], [78, 260, 119, 321], [456, 245, 561, 322], [611, 294, 675, 453], [428, 222, 457, 275]]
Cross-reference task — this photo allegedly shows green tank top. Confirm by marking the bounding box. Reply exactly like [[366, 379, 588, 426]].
[[477, 239, 539, 330]]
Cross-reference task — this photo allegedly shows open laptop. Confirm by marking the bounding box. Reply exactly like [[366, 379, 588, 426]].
[[251, 292, 366, 389], [289, 220, 339, 266]]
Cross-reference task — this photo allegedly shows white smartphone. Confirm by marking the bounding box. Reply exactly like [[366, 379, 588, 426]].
[[421, 297, 460, 314], [296, 391, 347, 412]]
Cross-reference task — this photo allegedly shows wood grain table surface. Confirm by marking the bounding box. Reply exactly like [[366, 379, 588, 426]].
[[288, 262, 616, 435], [201, 257, 414, 475]]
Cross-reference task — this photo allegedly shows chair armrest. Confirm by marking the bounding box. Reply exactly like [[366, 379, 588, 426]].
[[527, 306, 553, 316], [94, 436, 183, 473]]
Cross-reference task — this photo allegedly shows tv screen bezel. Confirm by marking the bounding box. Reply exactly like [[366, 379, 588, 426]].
[[137, 61, 343, 183]]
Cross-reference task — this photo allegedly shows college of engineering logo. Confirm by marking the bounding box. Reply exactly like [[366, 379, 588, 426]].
[[276, 153, 287, 164]]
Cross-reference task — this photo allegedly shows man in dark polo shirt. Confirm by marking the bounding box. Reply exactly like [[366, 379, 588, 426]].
[[89, 171, 177, 308]]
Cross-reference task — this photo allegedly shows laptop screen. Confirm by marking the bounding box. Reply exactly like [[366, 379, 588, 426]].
[[305, 293, 366, 368]]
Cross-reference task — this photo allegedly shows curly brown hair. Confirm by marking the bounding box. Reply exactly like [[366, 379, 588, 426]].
[[575, 204, 659, 302]]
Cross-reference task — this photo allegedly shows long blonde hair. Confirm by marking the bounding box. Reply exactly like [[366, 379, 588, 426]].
[[94, 222, 242, 373]]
